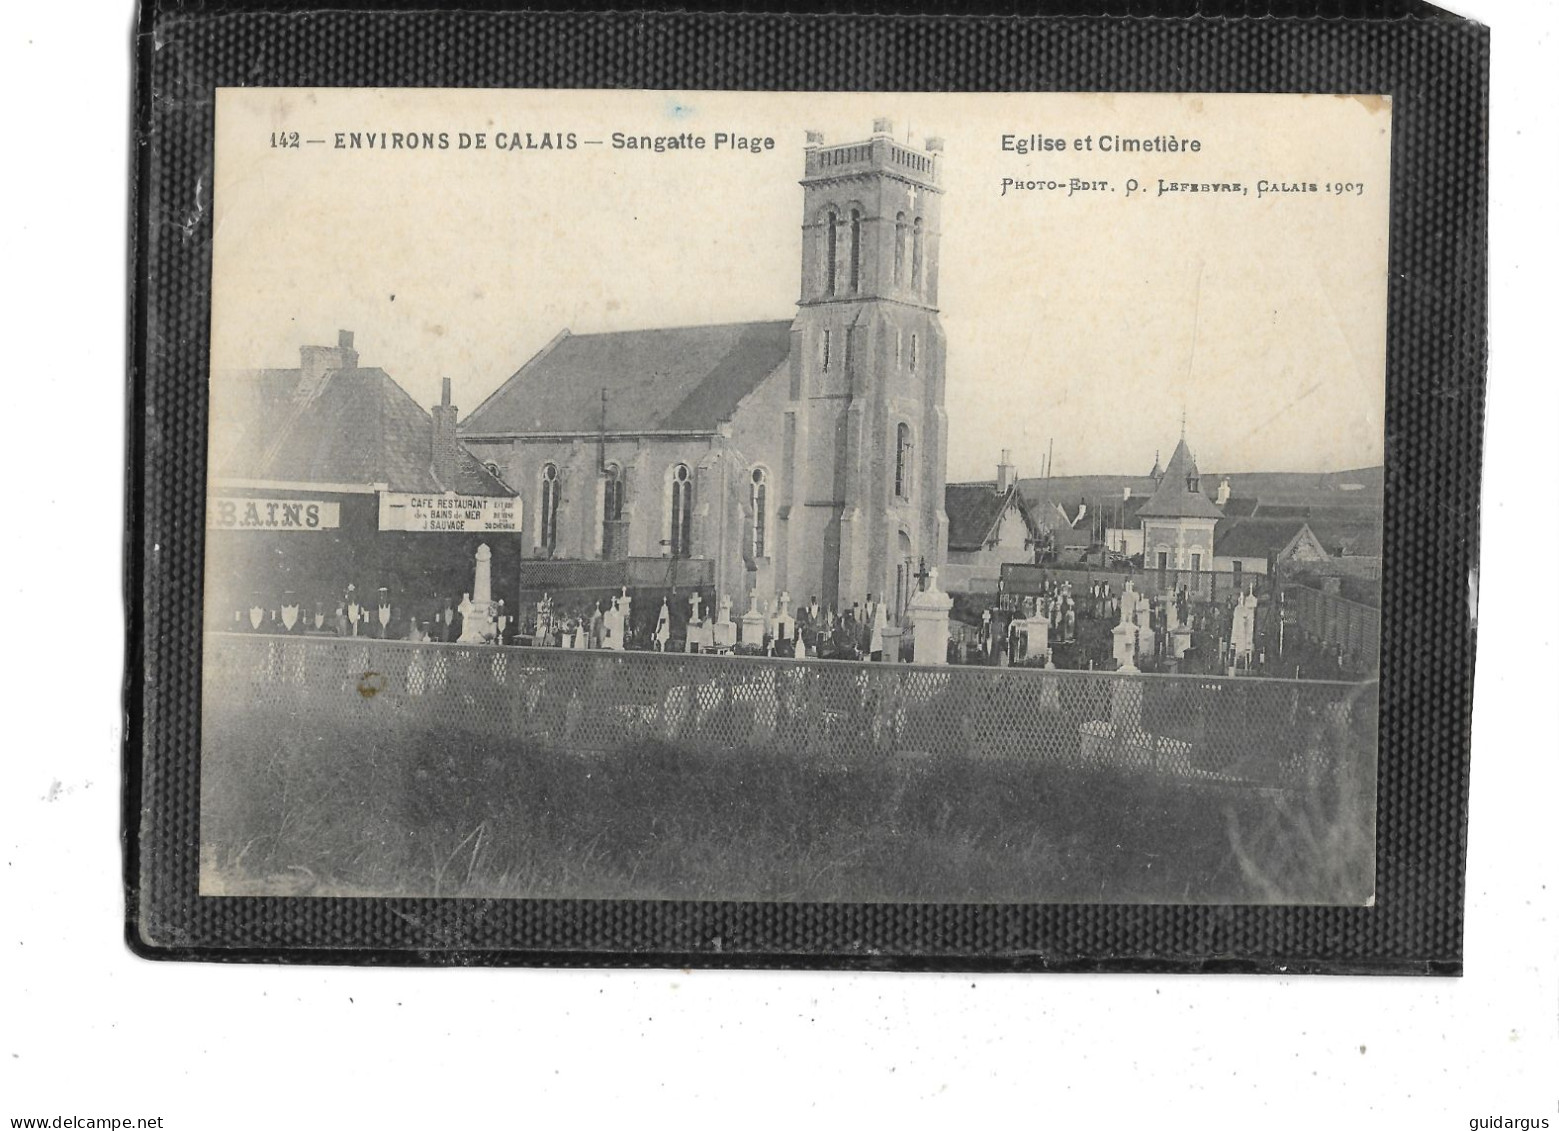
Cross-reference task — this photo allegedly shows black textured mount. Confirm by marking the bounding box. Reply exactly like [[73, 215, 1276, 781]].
[[127, 6, 1486, 971]]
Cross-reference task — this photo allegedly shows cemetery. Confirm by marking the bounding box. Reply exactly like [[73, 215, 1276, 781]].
[[201, 538, 1378, 905]]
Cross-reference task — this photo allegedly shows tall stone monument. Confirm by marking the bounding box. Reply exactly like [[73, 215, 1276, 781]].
[[1231, 587, 1259, 665], [457, 543, 497, 643], [906, 568, 954, 665]]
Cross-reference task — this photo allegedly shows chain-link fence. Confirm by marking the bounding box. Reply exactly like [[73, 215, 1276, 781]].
[[203, 633, 1375, 790]]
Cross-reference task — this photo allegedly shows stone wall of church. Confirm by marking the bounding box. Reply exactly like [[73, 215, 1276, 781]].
[[461, 434, 721, 563], [460, 368, 792, 615]]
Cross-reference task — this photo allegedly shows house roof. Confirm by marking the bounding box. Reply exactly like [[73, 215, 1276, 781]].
[[945, 482, 1037, 552], [1135, 438, 1226, 520], [1308, 519, 1384, 557], [461, 320, 794, 436], [1214, 518, 1318, 561], [213, 366, 513, 497], [1220, 495, 1260, 518], [1250, 502, 1312, 520]]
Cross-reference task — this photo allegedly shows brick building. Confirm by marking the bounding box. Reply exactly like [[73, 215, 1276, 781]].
[[1135, 434, 1225, 575]]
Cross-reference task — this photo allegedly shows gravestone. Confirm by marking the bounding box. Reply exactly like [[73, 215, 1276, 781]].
[[600, 598, 624, 651], [1112, 620, 1138, 671], [740, 588, 767, 647], [771, 591, 796, 643], [1028, 611, 1049, 663], [1231, 588, 1258, 664], [654, 599, 672, 651], [907, 568, 954, 665], [685, 591, 709, 652], [712, 593, 737, 650], [1135, 599, 1155, 659]]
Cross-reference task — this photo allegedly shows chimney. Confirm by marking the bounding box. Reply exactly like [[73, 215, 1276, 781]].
[[294, 329, 359, 403], [431, 377, 461, 487], [1216, 476, 1232, 506], [996, 449, 1015, 493]]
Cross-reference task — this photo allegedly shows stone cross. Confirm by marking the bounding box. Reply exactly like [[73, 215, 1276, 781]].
[[689, 590, 702, 622], [777, 591, 790, 618]]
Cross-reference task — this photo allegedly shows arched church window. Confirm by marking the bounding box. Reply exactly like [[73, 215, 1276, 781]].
[[821, 328, 831, 371], [604, 463, 625, 522], [909, 332, 918, 372], [539, 463, 560, 555], [911, 216, 924, 292], [750, 468, 769, 559], [894, 212, 907, 285], [602, 462, 626, 559], [849, 208, 863, 293], [824, 210, 838, 297], [895, 424, 913, 499], [669, 463, 693, 558]]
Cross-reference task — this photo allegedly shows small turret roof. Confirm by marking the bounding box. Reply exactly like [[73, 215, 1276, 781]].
[[1135, 437, 1225, 520]]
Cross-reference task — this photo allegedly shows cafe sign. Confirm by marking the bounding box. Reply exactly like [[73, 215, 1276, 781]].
[[378, 492, 522, 534], [207, 496, 341, 531]]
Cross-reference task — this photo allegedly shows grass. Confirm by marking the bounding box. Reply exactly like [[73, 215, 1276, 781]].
[[199, 700, 1374, 905]]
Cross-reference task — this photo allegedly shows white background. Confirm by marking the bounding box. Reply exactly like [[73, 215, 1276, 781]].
[[2, 3, 1553, 1128]]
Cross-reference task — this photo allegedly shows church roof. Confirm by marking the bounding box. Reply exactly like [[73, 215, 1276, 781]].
[[461, 320, 794, 436], [945, 482, 1038, 552], [1135, 437, 1225, 520], [213, 366, 514, 497]]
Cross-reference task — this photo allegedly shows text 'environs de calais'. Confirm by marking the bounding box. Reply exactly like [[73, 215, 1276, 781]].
[[302, 130, 778, 154]]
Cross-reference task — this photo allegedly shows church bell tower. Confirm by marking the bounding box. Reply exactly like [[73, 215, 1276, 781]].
[[777, 119, 949, 619]]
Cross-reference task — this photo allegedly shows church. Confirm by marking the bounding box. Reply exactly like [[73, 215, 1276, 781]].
[[460, 120, 950, 622]]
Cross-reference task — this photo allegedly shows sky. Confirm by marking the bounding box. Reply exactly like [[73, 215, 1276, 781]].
[[211, 89, 1392, 482]]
